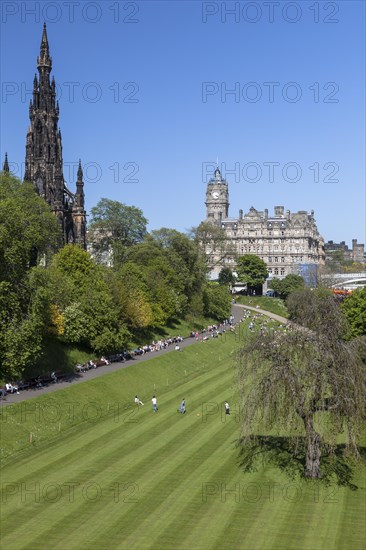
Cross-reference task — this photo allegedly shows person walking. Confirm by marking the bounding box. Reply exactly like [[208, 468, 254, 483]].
[[152, 395, 157, 412], [224, 401, 230, 415], [178, 398, 186, 414]]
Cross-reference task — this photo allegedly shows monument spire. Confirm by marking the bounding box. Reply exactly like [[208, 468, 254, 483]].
[[37, 22, 52, 70], [3, 152, 9, 173]]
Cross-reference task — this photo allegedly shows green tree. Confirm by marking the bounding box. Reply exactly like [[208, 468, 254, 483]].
[[62, 302, 90, 345], [342, 287, 366, 338], [107, 264, 153, 330], [49, 246, 128, 353], [192, 221, 236, 270], [91, 326, 130, 355], [236, 255, 268, 293], [88, 198, 148, 266], [203, 284, 231, 320], [151, 229, 207, 300], [0, 173, 61, 379], [238, 290, 366, 481], [218, 266, 236, 286], [0, 173, 61, 284], [50, 244, 95, 290], [269, 274, 305, 299]]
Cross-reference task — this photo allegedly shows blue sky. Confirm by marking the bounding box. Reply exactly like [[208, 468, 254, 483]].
[[1, 1, 365, 246]]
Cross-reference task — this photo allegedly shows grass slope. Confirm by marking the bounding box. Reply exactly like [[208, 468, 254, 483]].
[[235, 295, 288, 317], [23, 315, 217, 381], [1, 331, 365, 550]]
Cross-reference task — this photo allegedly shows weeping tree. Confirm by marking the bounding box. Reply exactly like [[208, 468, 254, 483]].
[[237, 291, 366, 481]]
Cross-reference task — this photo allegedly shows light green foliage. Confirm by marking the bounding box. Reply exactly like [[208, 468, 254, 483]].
[[342, 287, 366, 338], [50, 246, 126, 352], [50, 243, 95, 288], [62, 302, 90, 344], [107, 264, 153, 329]]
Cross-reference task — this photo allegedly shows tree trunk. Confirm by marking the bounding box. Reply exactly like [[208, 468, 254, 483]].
[[303, 414, 322, 478]]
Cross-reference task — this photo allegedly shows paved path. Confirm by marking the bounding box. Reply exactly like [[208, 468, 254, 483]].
[[1, 304, 287, 406], [232, 303, 289, 324]]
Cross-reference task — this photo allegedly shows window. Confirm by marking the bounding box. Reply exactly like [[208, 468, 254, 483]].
[[275, 257, 278, 262], [281, 257, 285, 262], [280, 268, 285, 276], [274, 268, 279, 275], [268, 257, 272, 262]]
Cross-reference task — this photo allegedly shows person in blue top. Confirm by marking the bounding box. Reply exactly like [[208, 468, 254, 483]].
[[178, 399, 186, 414]]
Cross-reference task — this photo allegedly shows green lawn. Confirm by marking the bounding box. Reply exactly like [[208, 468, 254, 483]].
[[1, 330, 365, 550], [236, 295, 289, 317]]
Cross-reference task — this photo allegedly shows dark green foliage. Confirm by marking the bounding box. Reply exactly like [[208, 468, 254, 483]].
[[203, 283, 231, 320], [236, 254, 268, 290], [0, 174, 61, 378], [269, 274, 305, 298], [218, 266, 236, 286]]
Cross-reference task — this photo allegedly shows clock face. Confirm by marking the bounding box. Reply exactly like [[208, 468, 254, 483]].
[[211, 191, 220, 199]]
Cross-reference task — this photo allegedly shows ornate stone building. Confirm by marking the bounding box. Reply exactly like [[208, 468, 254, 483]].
[[4, 24, 86, 247], [205, 167, 325, 282]]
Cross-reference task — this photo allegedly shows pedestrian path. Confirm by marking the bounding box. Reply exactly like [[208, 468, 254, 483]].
[[1, 304, 287, 406]]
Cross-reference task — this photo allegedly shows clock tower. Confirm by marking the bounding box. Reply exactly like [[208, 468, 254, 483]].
[[205, 167, 229, 223]]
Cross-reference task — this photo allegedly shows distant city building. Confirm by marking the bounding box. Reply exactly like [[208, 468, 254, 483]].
[[204, 167, 325, 282], [3, 24, 86, 248], [324, 239, 365, 264]]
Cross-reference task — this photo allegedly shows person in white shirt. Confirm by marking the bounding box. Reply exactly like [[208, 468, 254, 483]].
[[224, 401, 230, 415], [152, 395, 157, 412], [134, 395, 144, 406], [5, 383, 19, 394]]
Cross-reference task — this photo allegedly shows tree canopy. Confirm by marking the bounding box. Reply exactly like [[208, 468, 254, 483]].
[[236, 254, 268, 291], [342, 287, 366, 338], [88, 198, 148, 266], [269, 274, 305, 299], [218, 266, 236, 286], [0, 174, 232, 380], [238, 289, 366, 483], [0, 173, 61, 283], [0, 173, 62, 379], [192, 221, 236, 269]]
